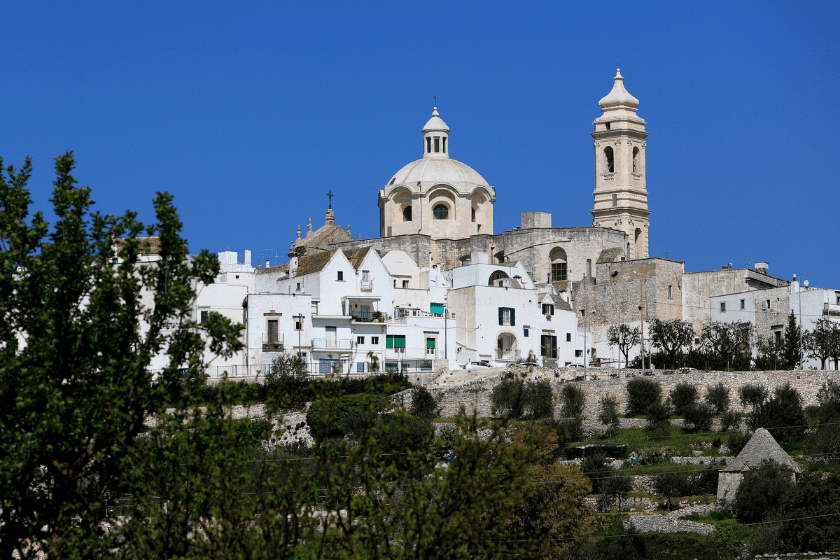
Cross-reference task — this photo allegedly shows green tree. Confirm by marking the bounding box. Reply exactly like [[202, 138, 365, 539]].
[[781, 311, 802, 369], [653, 472, 687, 511], [748, 382, 807, 442], [704, 382, 730, 414], [598, 395, 621, 436], [700, 320, 752, 370], [560, 383, 586, 418], [409, 384, 439, 420], [803, 318, 840, 370], [669, 381, 698, 416], [0, 153, 244, 559], [491, 377, 526, 418], [733, 461, 794, 523], [607, 323, 641, 368], [648, 318, 695, 368], [625, 377, 661, 416], [778, 472, 840, 553], [754, 334, 784, 370], [739, 383, 768, 411]]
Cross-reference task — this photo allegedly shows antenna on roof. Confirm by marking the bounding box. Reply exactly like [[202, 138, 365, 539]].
[[222, 244, 229, 251], [433, 95, 436, 106], [266, 249, 278, 265]]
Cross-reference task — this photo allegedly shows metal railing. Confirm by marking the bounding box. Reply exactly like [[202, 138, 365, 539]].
[[384, 347, 438, 360], [311, 338, 354, 350], [360, 280, 373, 292], [261, 333, 284, 348]]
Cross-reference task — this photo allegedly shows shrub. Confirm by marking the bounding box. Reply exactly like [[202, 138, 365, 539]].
[[491, 379, 526, 418], [777, 472, 840, 553], [733, 461, 794, 523], [582, 453, 612, 495], [560, 384, 585, 418], [410, 386, 439, 420], [526, 380, 555, 419], [653, 472, 689, 510], [705, 382, 730, 414], [720, 411, 741, 432], [669, 382, 698, 416], [645, 401, 672, 437], [231, 418, 273, 447], [598, 396, 620, 434], [739, 383, 768, 411], [748, 382, 807, 442], [306, 393, 377, 441], [682, 403, 714, 433], [727, 431, 751, 456], [626, 377, 661, 416]]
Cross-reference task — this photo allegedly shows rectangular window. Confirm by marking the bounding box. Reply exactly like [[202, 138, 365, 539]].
[[296, 282, 301, 291], [362, 270, 369, 282], [498, 307, 515, 326], [767, 299, 771, 309], [337, 271, 343, 281], [386, 335, 406, 349], [523, 327, 529, 338], [434, 137, 440, 152], [740, 299, 745, 310], [668, 285, 673, 299], [268, 319, 279, 343], [402, 280, 409, 288], [295, 317, 303, 330], [372, 336, 379, 345], [586, 258, 592, 277], [356, 336, 365, 345], [542, 304, 554, 316], [774, 330, 782, 343], [426, 137, 431, 153], [442, 137, 447, 153], [566, 332, 572, 342], [612, 194, 617, 207], [539, 335, 558, 359], [430, 302, 444, 315], [720, 302, 726, 313], [575, 350, 583, 357], [200, 310, 209, 324], [357, 362, 365, 373], [426, 338, 436, 355], [551, 262, 567, 282]]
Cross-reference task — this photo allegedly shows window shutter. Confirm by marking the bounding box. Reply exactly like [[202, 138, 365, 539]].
[[426, 338, 435, 349], [510, 308, 515, 327], [551, 336, 558, 359], [540, 335, 547, 357], [386, 336, 394, 349], [395, 336, 406, 348], [499, 308, 504, 326]]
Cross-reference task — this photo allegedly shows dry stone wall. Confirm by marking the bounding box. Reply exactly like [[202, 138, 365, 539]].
[[427, 368, 840, 426]]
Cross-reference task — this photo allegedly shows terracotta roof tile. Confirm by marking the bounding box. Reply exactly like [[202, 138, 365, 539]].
[[344, 246, 372, 270]]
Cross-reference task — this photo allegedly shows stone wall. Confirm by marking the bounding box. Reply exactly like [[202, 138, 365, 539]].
[[426, 368, 840, 425]]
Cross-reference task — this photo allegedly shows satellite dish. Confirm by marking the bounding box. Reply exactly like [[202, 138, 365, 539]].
[[803, 280, 809, 287]]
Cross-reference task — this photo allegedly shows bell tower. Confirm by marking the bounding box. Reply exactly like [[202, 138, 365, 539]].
[[590, 69, 650, 259]]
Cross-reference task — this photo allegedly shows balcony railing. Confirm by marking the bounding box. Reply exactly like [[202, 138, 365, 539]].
[[384, 347, 438, 360], [360, 280, 373, 292], [311, 338, 354, 350], [495, 348, 520, 361], [262, 333, 284, 350]]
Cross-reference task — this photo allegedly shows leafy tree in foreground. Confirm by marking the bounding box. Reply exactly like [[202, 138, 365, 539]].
[[560, 383, 586, 418], [0, 153, 243, 559], [669, 381, 698, 416], [778, 472, 840, 553], [701, 320, 752, 370], [409, 384, 439, 420], [704, 381, 730, 414], [607, 323, 641, 368], [733, 461, 794, 523], [803, 317, 840, 370], [748, 382, 807, 443], [598, 395, 620, 436], [648, 318, 694, 368], [625, 377, 661, 416], [781, 310, 802, 370], [739, 383, 768, 411]]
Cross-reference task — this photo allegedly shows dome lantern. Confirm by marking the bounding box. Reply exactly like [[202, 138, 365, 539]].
[[422, 107, 450, 159]]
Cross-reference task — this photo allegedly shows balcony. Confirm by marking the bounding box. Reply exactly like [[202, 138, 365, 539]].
[[384, 347, 437, 360], [496, 348, 520, 362], [262, 333, 284, 351], [360, 280, 373, 292], [312, 338, 354, 350]]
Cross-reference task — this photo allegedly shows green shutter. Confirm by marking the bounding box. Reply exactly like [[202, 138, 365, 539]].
[[551, 336, 558, 359], [540, 335, 547, 357], [426, 338, 435, 349], [430, 303, 444, 315], [395, 336, 406, 348], [498, 308, 504, 326], [510, 308, 515, 327], [386, 335, 394, 349]]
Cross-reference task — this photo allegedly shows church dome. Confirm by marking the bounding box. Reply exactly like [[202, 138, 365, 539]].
[[422, 107, 450, 133], [388, 157, 490, 193]]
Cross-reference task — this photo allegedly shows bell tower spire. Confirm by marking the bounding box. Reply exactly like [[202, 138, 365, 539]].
[[590, 68, 650, 259]]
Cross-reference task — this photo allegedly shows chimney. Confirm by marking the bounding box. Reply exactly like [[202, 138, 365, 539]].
[[754, 262, 769, 274], [265, 259, 270, 268], [244, 250, 251, 266]]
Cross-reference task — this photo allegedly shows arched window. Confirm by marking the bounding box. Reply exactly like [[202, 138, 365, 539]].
[[402, 205, 412, 222], [471, 207, 476, 222], [549, 247, 567, 282], [604, 146, 614, 173], [489, 270, 509, 285], [632, 147, 639, 173], [634, 228, 642, 256], [433, 204, 449, 220]]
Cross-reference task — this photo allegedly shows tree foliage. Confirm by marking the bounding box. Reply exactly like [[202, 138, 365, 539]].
[[747, 382, 807, 443], [492, 377, 554, 420], [739, 383, 768, 411], [700, 320, 752, 370], [704, 382, 730, 414], [781, 310, 802, 370], [625, 377, 661, 416], [803, 318, 840, 370], [410, 385, 439, 420], [598, 395, 620, 435], [669, 381, 698, 416], [733, 461, 794, 523], [0, 153, 243, 559], [648, 318, 695, 368], [560, 383, 586, 418], [607, 323, 641, 368]]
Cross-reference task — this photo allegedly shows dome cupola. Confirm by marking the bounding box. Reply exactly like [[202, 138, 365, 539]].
[[422, 107, 449, 159], [599, 68, 640, 111]]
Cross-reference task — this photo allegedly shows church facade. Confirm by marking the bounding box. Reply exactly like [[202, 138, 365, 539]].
[[314, 69, 651, 293]]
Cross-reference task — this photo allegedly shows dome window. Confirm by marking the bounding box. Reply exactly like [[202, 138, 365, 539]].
[[403, 206, 412, 222], [442, 138, 447, 153], [426, 137, 432, 153], [433, 204, 449, 220], [434, 137, 440, 153]]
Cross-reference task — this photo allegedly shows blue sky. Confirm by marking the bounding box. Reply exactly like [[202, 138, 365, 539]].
[[2, 1, 838, 287]]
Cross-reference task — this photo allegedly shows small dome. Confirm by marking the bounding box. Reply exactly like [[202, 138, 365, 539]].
[[388, 157, 489, 192], [423, 107, 450, 133], [599, 69, 640, 109]]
